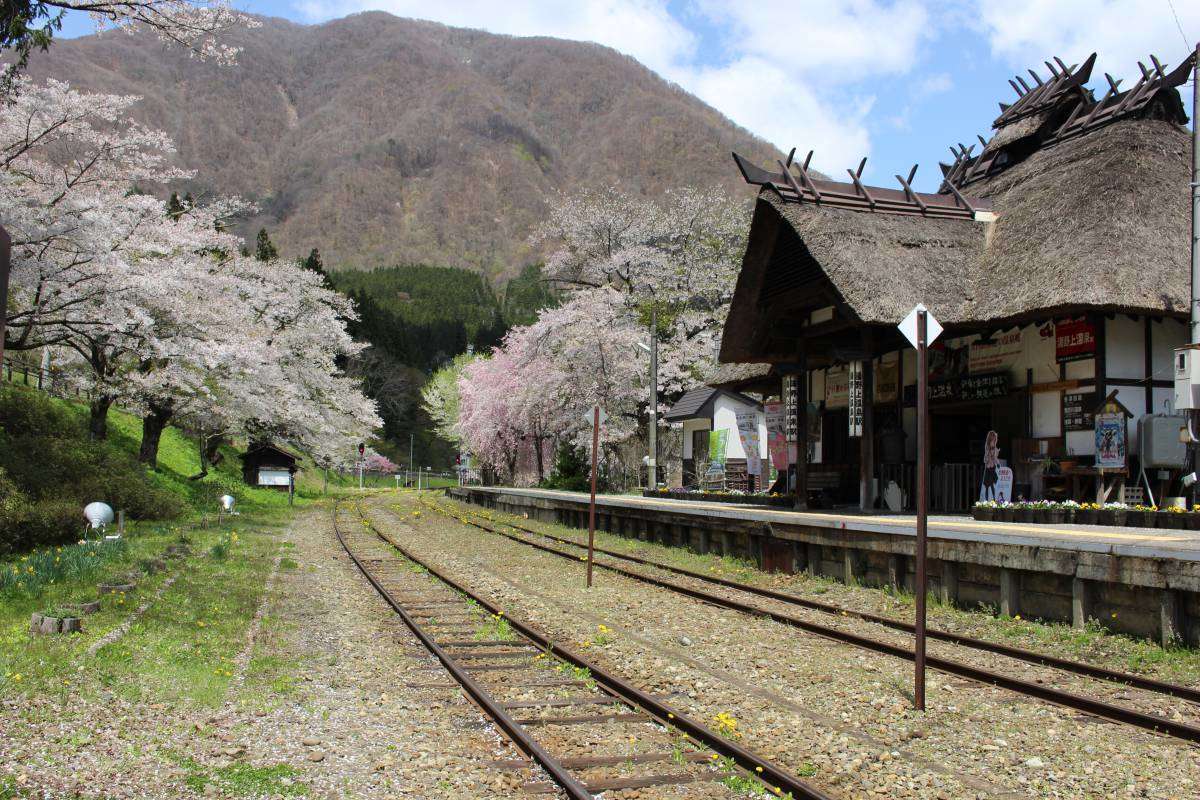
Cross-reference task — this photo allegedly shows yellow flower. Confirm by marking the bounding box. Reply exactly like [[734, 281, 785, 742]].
[[755, 766, 763, 773], [12, 674, 21, 682], [197, 621, 206, 628]]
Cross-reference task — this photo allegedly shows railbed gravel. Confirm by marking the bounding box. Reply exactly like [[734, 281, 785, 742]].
[[444, 499, 1200, 727], [371, 495, 1200, 800]]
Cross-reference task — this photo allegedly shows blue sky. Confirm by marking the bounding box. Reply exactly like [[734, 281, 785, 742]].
[[61, 1, 1198, 192]]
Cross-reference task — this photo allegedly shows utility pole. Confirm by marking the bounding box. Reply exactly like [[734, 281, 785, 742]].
[[409, 433, 415, 489], [648, 304, 658, 490], [1190, 43, 1199, 344], [899, 303, 941, 712], [0, 224, 10, 369], [587, 405, 600, 588]]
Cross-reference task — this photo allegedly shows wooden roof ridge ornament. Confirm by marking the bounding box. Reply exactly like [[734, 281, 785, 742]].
[[992, 53, 1095, 128], [1046, 50, 1196, 144], [730, 151, 991, 220]]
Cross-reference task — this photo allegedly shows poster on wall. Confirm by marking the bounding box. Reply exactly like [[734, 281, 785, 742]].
[[735, 413, 762, 476], [969, 329, 1022, 374], [1094, 412, 1126, 469], [978, 430, 1014, 502], [875, 361, 898, 404], [764, 402, 788, 470], [1055, 318, 1096, 363], [826, 366, 849, 408], [707, 429, 729, 468]]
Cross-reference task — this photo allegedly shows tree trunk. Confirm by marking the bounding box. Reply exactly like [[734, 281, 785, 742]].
[[88, 395, 113, 440], [534, 436, 545, 484], [138, 401, 174, 468]]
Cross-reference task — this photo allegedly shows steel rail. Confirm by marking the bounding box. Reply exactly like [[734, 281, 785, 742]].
[[434, 501, 1200, 705], [422, 501, 1200, 744], [329, 505, 594, 800], [357, 507, 837, 800]]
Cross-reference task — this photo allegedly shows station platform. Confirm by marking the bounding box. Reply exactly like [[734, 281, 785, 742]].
[[448, 486, 1200, 646]]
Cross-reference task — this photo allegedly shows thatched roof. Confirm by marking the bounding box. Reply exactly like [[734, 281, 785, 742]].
[[706, 362, 773, 390], [970, 118, 1190, 322], [720, 115, 1191, 364]]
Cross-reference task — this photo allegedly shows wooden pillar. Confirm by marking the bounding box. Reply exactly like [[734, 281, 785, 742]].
[[1144, 316, 1153, 411], [1071, 577, 1089, 630], [887, 553, 905, 590], [792, 541, 806, 573], [805, 543, 822, 577], [842, 548, 856, 585], [1094, 313, 1107, 403], [794, 358, 809, 510], [860, 332, 875, 511], [939, 561, 959, 605], [999, 569, 1019, 618], [1161, 589, 1181, 647]]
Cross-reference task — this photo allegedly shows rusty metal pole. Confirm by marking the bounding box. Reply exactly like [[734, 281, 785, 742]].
[[0, 224, 10, 369], [587, 405, 599, 588], [914, 309, 929, 711]]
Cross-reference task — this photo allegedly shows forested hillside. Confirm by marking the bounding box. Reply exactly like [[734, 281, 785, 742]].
[[330, 262, 557, 467], [25, 12, 778, 277]]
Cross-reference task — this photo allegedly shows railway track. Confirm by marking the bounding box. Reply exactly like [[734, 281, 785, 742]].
[[331, 501, 834, 800], [415, 495, 1200, 745]]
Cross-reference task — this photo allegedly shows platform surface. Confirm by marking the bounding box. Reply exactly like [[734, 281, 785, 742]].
[[453, 486, 1200, 563]]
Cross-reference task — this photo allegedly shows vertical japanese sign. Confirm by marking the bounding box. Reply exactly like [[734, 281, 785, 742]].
[[848, 360, 864, 437], [735, 412, 762, 476]]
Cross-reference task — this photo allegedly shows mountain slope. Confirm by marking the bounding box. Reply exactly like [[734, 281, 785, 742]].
[[26, 13, 779, 276]]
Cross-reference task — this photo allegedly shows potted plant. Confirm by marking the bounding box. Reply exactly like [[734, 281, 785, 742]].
[[973, 501, 997, 521], [1100, 502, 1128, 527], [1060, 499, 1080, 524], [1075, 503, 1100, 525], [994, 502, 1015, 522], [1125, 504, 1149, 527], [1043, 501, 1066, 525], [1158, 505, 1187, 529], [1012, 501, 1035, 523]]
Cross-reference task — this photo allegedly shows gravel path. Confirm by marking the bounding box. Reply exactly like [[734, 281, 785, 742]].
[[370, 494, 1200, 800], [206, 505, 529, 799]]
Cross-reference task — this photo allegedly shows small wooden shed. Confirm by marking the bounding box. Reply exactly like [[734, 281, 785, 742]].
[[241, 443, 299, 489]]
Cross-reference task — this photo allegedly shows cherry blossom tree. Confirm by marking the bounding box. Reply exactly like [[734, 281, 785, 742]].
[[2, 1, 255, 90], [0, 76, 381, 468]]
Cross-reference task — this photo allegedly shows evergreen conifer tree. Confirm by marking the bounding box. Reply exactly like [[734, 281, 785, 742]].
[[254, 228, 278, 262]]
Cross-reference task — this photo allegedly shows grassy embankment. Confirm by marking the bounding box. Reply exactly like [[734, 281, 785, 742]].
[[0, 385, 344, 725]]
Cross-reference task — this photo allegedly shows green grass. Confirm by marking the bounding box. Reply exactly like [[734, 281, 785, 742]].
[[0, 515, 286, 705], [179, 756, 308, 796]]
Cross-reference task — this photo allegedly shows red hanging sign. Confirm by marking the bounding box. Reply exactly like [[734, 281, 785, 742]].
[[1055, 319, 1096, 363]]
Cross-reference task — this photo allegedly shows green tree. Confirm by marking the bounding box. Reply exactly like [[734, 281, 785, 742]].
[[254, 228, 278, 262], [166, 192, 185, 221]]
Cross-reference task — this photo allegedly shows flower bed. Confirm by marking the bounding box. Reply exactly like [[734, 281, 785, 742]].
[[644, 489, 793, 507], [974, 499, 1200, 528]]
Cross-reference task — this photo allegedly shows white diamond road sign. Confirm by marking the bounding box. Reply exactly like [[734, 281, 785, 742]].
[[582, 406, 607, 426], [898, 304, 943, 349]]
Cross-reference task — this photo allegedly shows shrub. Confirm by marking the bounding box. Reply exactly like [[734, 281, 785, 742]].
[[541, 443, 591, 492], [0, 388, 184, 552]]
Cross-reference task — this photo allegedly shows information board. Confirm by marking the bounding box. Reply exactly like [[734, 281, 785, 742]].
[[1062, 390, 1097, 432]]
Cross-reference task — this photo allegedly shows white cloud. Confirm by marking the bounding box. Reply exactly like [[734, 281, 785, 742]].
[[975, 0, 1198, 84], [291, 0, 939, 169], [693, 0, 932, 82]]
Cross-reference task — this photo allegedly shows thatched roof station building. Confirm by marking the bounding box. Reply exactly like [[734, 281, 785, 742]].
[[716, 51, 1196, 512]]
